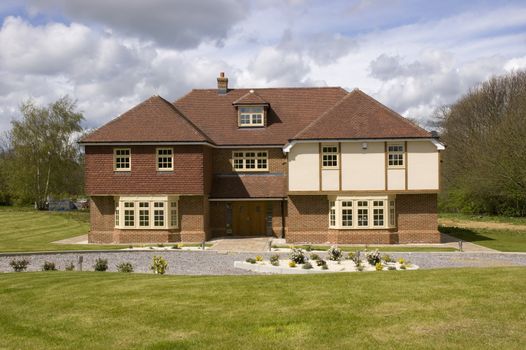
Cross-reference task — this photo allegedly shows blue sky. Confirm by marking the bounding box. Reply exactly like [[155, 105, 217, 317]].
[[0, 0, 525, 134]]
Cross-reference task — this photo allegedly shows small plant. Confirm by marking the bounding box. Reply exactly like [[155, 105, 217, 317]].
[[375, 262, 384, 271], [310, 253, 320, 261], [270, 254, 280, 266], [382, 254, 392, 263], [179, 243, 185, 248], [42, 261, 56, 271], [356, 265, 364, 272], [149, 246, 154, 250], [347, 252, 356, 260], [10, 259, 29, 272], [94, 258, 108, 272], [302, 262, 313, 269], [150, 256, 168, 274], [128, 245, 133, 249], [288, 261, 296, 268], [321, 264, 329, 270], [365, 249, 381, 265], [255, 255, 263, 262], [117, 262, 134, 273], [65, 262, 75, 271], [245, 258, 256, 264], [327, 245, 343, 261], [305, 245, 312, 252], [171, 244, 180, 249], [316, 259, 327, 267], [400, 264, 407, 270], [289, 248, 307, 264], [398, 258, 406, 264], [387, 266, 396, 270], [157, 243, 164, 248]]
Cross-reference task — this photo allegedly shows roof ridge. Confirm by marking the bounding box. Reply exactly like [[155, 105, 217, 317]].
[[155, 96, 214, 143], [291, 92, 353, 140], [80, 95, 159, 142], [190, 86, 346, 92], [353, 89, 430, 136]]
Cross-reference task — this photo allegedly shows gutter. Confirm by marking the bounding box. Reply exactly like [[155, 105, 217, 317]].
[[283, 138, 446, 153]]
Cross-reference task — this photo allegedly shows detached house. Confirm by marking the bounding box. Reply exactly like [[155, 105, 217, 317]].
[[80, 73, 444, 244]]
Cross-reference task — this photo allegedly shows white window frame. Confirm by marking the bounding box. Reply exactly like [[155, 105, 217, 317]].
[[156, 147, 174, 171], [387, 143, 405, 168], [114, 196, 179, 229], [321, 143, 339, 169], [232, 150, 268, 172], [238, 106, 265, 127], [328, 196, 396, 229], [114, 148, 131, 171]]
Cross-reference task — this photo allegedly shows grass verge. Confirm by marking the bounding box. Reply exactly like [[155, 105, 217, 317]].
[[439, 226, 526, 252], [275, 244, 457, 252]]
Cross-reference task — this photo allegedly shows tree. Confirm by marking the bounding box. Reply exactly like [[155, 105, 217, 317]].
[[6, 96, 84, 209], [437, 70, 526, 216]]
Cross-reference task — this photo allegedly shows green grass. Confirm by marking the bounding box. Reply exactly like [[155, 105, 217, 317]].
[[440, 226, 526, 252], [0, 206, 120, 252], [0, 268, 525, 349], [439, 212, 526, 226], [276, 244, 457, 252]]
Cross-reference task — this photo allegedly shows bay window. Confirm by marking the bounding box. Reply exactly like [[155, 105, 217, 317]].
[[328, 196, 396, 229], [114, 196, 178, 229]]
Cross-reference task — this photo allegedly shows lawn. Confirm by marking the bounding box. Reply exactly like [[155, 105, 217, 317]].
[[439, 225, 526, 252], [440, 212, 526, 226], [0, 206, 120, 252], [0, 268, 525, 349]]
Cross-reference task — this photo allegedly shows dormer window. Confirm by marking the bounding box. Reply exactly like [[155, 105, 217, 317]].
[[238, 106, 265, 127]]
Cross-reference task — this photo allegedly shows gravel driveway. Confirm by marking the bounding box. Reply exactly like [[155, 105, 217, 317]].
[[0, 250, 525, 275]]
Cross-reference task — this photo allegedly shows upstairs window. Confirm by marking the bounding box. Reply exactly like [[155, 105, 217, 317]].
[[388, 144, 404, 168], [322, 144, 339, 169], [114, 148, 131, 171], [238, 106, 264, 127], [232, 151, 268, 171], [156, 148, 174, 171]]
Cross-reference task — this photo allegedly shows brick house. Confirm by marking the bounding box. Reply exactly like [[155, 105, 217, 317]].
[[80, 73, 444, 244]]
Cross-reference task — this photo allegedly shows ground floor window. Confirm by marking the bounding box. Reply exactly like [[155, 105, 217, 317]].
[[328, 196, 395, 229], [114, 196, 178, 229]]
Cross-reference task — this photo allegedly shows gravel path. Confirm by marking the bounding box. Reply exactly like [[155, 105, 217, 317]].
[[1, 250, 525, 275]]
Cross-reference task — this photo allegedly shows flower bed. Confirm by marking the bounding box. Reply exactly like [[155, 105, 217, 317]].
[[235, 248, 418, 274]]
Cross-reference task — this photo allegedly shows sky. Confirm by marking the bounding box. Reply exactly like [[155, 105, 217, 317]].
[[0, 0, 525, 134]]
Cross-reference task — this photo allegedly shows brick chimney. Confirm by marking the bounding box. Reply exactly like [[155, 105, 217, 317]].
[[217, 72, 228, 94]]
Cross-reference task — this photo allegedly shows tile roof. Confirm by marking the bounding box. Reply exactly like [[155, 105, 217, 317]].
[[292, 89, 431, 140], [232, 90, 269, 105], [80, 96, 211, 143], [210, 174, 287, 198], [174, 87, 348, 145]]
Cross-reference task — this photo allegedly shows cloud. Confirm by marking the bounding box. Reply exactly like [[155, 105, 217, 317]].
[[26, 0, 248, 49]]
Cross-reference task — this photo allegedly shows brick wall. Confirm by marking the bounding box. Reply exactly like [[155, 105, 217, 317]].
[[212, 148, 286, 174], [287, 194, 439, 244], [85, 145, 208, 195], [88, 195, 208, 243]]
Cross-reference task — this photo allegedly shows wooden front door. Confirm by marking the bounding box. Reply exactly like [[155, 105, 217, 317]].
[[232, 202, 266, 236]]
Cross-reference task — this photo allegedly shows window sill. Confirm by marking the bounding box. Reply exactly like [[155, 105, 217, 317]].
[[329, 227, 395, 230], [116, 227, 179, 230]]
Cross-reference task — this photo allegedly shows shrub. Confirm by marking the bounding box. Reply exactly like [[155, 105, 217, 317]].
[[255, 255, 263, 262], [400, 264, 407, 270], [375, 262, 384, 271], [365, 249, 381, 265], [171, 244, 180, 249], [347, 252, 356, 260], [310, 253, 320, 261], [128, 245, 133, 249], [42, 261, 56, 271], [150, 256, 168, 274], [382, 254, 392, 263], [305, 245, 312, 252], [270, 254, 280, 266], [316, 259, 327, 267], [157, 243, 164, 248], [288, 261, 296, 268], [65, 262, 75, 271], [356, 265, 364, 272], [289, 248, 307, 264], [398, 258, 406, 264], [302, 262, 313, 269], [117, 262, 134, 273], [245, 258, 256, 264], [321, 264, 329, 270], [94, 258, 108, 272], [327, 246, 343, 261], [387, 266, 396, 270], [10, 259, 29, 272]]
